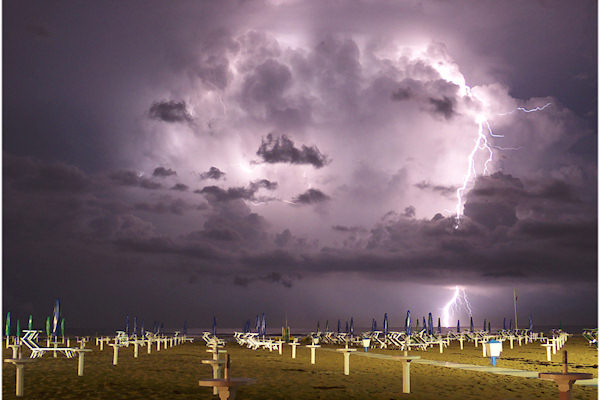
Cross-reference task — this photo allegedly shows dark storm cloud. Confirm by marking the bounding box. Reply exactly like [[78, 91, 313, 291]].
[[293, 188, 330, 204], [428, 96, 455, 119], [196, 179, 277, 203], [171, 183, 189, 191], [331, 225, 367, 233], [402, 206, 416, 218], [256, 134, 329, 168], [153, 167, 177, 178], [4, 154, 90, 193], [134, 198, 190, 215], [108, 170, 162, 190], [148, 100, 193, 123], [199, 166, 225, 180], [233, 272, 294, 288]]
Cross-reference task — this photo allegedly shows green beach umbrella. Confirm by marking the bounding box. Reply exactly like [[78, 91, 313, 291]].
[[28, 315, 33, 330], [16, 320, 20, 338], [46, 316, 51, 336], [61, 318, 65, 337], [5, 312, 10, 337]]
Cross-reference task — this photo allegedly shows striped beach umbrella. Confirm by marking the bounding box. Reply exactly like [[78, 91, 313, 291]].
[[52, 299, 61, 337]]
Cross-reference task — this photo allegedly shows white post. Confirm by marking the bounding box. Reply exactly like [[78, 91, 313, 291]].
[[482, 343, 487, 357], [459, 336, 464, 350], [53, 342, 58, 358], [16, 364, 25, 397], [509, 336, 514, 349], [552, 339, 557, 355], [344, 352, 351, 375], [402, 362, 411, 394], [78, 352, 85, 376], [439, 340, 443, 354], [474, 337, 478, 347], [157, 339, 161, 351], [134, 341, 139, 358], [147, 340, 152, 354], [311, 347, 316, 364], [112, 345, 119, 365]]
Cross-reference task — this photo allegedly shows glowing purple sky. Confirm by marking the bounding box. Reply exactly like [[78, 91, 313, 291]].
[[3, 0, 597, 331]]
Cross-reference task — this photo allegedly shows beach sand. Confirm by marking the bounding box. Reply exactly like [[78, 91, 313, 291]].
[[2, 335, 597, 399]]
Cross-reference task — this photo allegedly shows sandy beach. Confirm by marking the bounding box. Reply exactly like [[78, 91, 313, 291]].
[[2, 335, 596, 399]]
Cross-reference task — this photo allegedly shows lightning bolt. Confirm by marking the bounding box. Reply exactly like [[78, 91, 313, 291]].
[[441, 286, 472, 327], [453, 103, 551, 228]]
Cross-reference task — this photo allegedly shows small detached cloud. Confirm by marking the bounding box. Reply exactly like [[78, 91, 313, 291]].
[[256, 134, 329, 168], [196, 179, 278, 203], [108, 170, 162, 190], [153, 167, 177, 178], [171, 183, 189, 191], [200, 166, 226, 180], [148, 100, 193, 123], [292, 188, 330, 205]]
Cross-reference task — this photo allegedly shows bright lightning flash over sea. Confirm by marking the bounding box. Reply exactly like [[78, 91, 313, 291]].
[[441, 286, 473, 327]]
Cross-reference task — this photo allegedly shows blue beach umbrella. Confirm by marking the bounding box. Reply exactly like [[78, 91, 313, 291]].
[[141, 320, 145, 337], [160, 322, 164, 334], [437, 318, 441, 334], [133, 316, 138, 336], [383, 313, 388, 334], [261, 313, 266, 336], [529, 315, 533, 331], [183, 320, 187, 335], [488, 321, 491, 332], [52, 299, 61, 337], [483, 319, 486, 332], [405, 310, 411, 335], [345, 321, 349, 333], [457, 320, 460, 333], [350, 317, 354, 335], [255, 315, 260, 333], [371, 318, 376, 332], [469, 316, 474, 332], [503, 318, 506, 331], [423, 317, 426, 332], [325, 320, 329, 332], [125, 315, 130, 336], [509, 319, 513, 331], [212, 316, 217, 336], [337, 319, 341, 334]]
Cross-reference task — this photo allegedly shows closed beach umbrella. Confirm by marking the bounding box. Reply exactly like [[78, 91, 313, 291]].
[[503, 318, 506, 331], [125, 315, 130, 336], [488, 321, 491, 332], [261, 313, 266, 336], [212, 316, 217, 336], [52, 299, 61, 337], [160, 322, 164, 334], [317, 320, 320, 332], [383, 313, 389, 334], [469, 316, 474, 333], [5, 312, 10, 337], [16, 320, 20, 338], [416, 318, 419, 330], [183, 320, 187, 335], [141, 320, 145, 337], [509, 319, 513, 331], [483, 319, 486, 332], [28, 315, 33, 330], [345, 321, 349, 333], [457, 320, 460, 333], [405, 310, 411, 335], [61, 318, 65, 337], [529, 315, 533, 331], [372, 318, 377, 332], [255, 315, 260, 333], [423, 317, 426, 331], [350, 317, 354, 335], [325, 320, 329, 332], [133, 316, 137, 336], [337, 319, 341, 334], [437, 318, 441, 334], [46, 317, 51, 336], [428, 313, 433, 335]]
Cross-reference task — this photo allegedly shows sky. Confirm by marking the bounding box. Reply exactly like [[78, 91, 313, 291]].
[[3, 0, 597, 333]]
